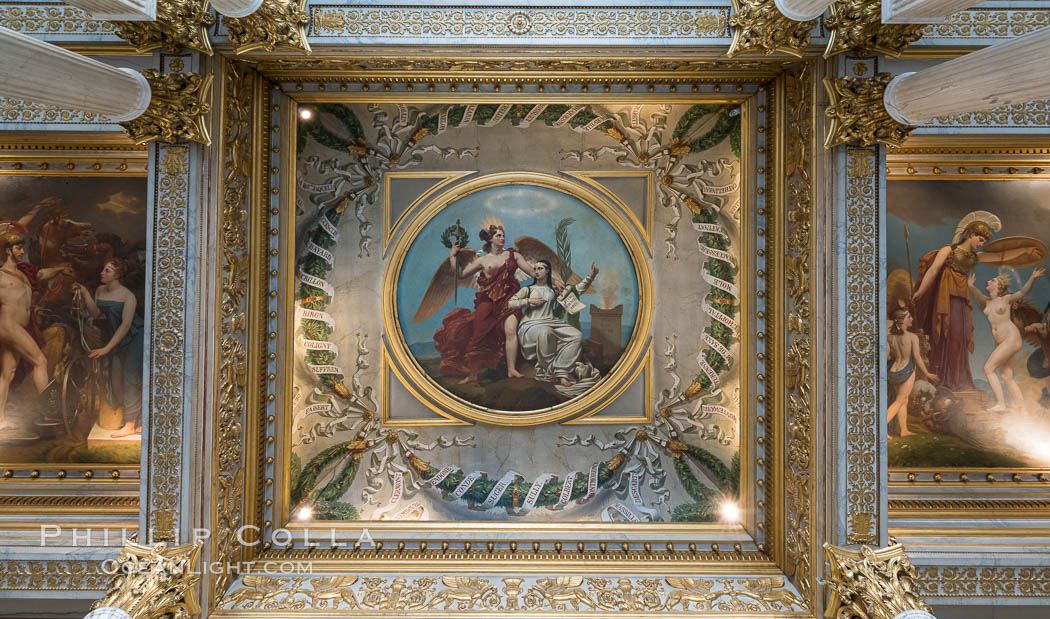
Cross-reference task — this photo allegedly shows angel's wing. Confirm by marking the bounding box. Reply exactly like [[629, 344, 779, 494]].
[[413, 248, 476, 323], [1012, 297, 1046, 347], [514, 236, 596, 294]]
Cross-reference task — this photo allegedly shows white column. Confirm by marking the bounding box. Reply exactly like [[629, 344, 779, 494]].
[[883, 0, 975, 24], [884, 26, 1050, 124], [0, 26, 150, 122], [62, 0, 155, 21], [211, 0, 263, 18], [774, 0, 835, 21]]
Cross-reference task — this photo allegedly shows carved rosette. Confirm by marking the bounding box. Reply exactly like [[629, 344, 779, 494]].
[[112, 0, 214, 55], [223, 0, 311, 55], [727, 0, 815, 57], [88, 542, 202, 619], [120, 70, 214, 146], [824, 0, 925, 58], [823, 74, 915, 149], [824, 543, 935, 619]]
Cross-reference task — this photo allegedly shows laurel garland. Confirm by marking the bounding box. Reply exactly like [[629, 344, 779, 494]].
[[292, 103, 742, 521]]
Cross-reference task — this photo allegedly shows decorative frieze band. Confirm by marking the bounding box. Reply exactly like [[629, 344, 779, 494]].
[[922, 8, 1050, 40], [309, 5, 730, 40], [917, 567, 1050, 598], [0, 3, 116, 37]]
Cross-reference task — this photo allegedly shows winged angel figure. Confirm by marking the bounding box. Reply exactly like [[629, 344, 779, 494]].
[[412, 221, 595, 387]]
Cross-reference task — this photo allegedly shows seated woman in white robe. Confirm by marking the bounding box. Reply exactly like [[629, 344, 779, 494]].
[[508, 260, 600, 397]]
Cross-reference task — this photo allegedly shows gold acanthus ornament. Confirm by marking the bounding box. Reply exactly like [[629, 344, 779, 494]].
[[824, 543, 935, 619], [727, 0, 815, 57], [824, 0, 925, 58], [120, 70, 214, 146], [89, 542, 203, 619], [111, 0, 214, 55], [823, 74, 915, 149], [223, 0, 312, 55]]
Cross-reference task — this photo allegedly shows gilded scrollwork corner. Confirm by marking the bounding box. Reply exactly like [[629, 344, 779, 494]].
[[224, 0, 311, 55], [824, 0, 925, 58], [824, 74, 915, 149], [121, 70, 214, 146], [825, 544, 933, 618], [90, 542, 203, 619], [112, 0, 214, 55], [727, 0, 815, 58]]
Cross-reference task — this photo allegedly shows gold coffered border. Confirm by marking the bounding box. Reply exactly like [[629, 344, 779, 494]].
[[206, 54, 819, 616]]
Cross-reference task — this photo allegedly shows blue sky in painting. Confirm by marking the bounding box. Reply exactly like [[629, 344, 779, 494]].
[[394, 184, 640, 351]]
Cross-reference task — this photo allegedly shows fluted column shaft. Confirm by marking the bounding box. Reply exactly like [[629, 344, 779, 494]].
[[883, 0, 975, 24], [63, 0, 155, 21], [774, 0, 836, 21], [211, 0, 262, 18], [0, 26, 150, 122], [885, 26, 1050, 124]]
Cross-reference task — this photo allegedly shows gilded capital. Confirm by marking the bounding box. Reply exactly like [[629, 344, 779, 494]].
[[824, 543, 935, 619], [823, 74, 915, 149], [112, 0, 214, 55], [121, 70, 214, 147], [223, 0, 311, 55], [727, 0, 815, 58], [89, 542, 203, 619], [824, 0, 925, 58]]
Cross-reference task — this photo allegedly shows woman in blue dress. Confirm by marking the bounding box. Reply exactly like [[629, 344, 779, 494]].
[[73, 259, 144, 438]]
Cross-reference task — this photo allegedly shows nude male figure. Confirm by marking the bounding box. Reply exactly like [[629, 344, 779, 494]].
[[0, 232, 72, 431]]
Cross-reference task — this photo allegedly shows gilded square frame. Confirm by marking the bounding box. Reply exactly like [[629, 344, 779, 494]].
[[885, 135, 1050, 519], [209, 54, 822, 616], [0, 131, 146, 522]]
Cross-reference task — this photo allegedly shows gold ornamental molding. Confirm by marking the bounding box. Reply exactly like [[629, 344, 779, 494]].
[[824, 544, 934, 619], [112, 0, 214, 55], [90, 542, 203, 619], [0, 559, 109, 591], [216, 573, 805, 613], [823, 74, 915, 149], [224, 0, 311, 55], [916, 566, 1050, 598], [824, 0, 925, 58], [308, 6, 729, 39], [120, 69, 214, 146], [843, 146, 879, 545], [727, 0, 815, 58]]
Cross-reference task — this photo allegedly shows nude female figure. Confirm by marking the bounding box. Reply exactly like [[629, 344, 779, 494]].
[[887, 308, 938, 438], [968, 267, 1045, 412]]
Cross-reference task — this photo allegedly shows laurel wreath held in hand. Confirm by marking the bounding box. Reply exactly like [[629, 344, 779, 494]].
[[441, 220, 469, 249]]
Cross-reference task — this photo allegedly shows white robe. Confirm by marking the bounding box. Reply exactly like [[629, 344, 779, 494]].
[[509, 283, 600, 398]]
